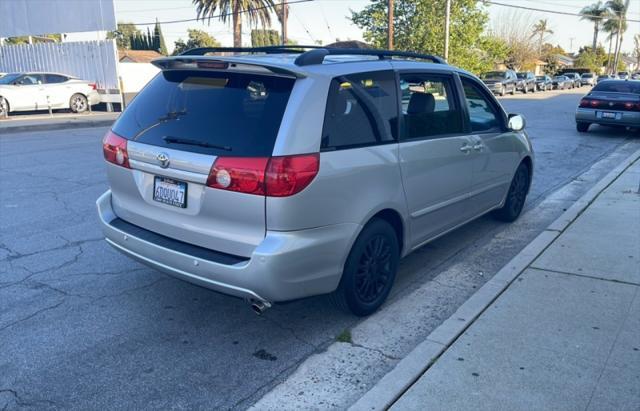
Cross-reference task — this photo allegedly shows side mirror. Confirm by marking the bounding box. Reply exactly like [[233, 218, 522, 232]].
[[508, 114, 526, 132]]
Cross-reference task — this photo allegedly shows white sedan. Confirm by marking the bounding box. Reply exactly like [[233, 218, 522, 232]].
[[0, 72, 100, 117]]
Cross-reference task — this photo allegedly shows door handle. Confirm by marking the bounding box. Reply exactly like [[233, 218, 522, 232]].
[[473, 143, 484, 151], [459, 145, 472, 153]]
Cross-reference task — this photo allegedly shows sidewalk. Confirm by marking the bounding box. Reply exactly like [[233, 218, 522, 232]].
[[0, 112, 118, 134], [387, 159, 640, 410]]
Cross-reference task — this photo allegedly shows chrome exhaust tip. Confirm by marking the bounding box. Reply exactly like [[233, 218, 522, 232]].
[[250, 300, 271, 315]]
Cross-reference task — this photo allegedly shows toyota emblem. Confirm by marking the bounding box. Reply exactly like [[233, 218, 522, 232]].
[[157, 153, 170, 168]]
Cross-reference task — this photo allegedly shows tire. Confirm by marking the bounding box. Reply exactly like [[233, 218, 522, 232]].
[[523, 87, 527, 94], [0, 97, 8, 118], [69, 93, 88, 113], [511, 87, 516, 95], [330, 219, 400, 317], [576, 122, 590, 133], [493, 162, 530, 222], [500, 88, 506, 97]]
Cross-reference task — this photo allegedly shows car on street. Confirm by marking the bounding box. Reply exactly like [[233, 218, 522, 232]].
[[0, 73, 6, 78], [580, 73, 597, 87], [632, 72, 640, 80], [597, 74, 617, 83], [564, 73, 582, 88], [480, 70, 518, 96], [0, 72, 99, 117], [576, 79, 640, 133], [617, 71, 629, 80], [97, 46, 534, 316], [535, 75, 552, 91], [552, 75, 572, 90], [516, 72, 536, 94]]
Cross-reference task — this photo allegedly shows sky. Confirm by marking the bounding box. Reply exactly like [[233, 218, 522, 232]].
[[44, 0, 640, 55]]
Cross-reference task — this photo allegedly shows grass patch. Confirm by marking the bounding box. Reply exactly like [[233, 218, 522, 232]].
[[336, 329, 352, 343]]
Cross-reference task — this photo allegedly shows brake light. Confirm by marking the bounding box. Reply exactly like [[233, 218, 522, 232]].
[[579, 99, 589, 107], [589, 100, 599, 107], [102, 130, 130, 168], [89, 83, 97, 90], [207, 154, 319, 197]]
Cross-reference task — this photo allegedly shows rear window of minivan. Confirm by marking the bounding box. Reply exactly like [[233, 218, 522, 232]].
[[112, 70, 295, 156]]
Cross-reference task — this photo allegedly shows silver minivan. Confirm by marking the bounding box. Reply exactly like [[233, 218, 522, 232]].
[[97, 47, 534, 316]]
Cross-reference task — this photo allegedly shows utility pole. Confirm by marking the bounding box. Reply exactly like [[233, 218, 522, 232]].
[[280, 0, 288, 45], [444, 0, 451, 60], [387, 0, 394, 50], [569, 37, 575, 53]]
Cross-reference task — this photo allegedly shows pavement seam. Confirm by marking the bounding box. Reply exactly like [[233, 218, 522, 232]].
[[527, 266, 640, 287], [350, 148, 640, 411]]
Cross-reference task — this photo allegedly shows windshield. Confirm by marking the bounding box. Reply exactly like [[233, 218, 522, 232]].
[[0, 73, 22, 84], [593, 81, 640, 94], [582, 74, 593, 78], [553, 76, 564, 80], [516, 73, 527, 79], [536, 76, 545, 80], [481, 72, 505, 80], [112, 70, 295, 156]]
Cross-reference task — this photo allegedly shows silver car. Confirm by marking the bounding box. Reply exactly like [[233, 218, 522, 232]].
[[97, 47, 534, 316]]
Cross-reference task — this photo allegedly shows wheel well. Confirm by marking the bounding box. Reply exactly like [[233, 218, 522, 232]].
[[521, 156, 533, 191], [370, 209, 404, 254]]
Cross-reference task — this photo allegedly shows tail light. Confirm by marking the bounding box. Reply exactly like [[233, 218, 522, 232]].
[[89, 83, 97, 90], [207, 153, 319, 197], [103, 130, 130, 168]]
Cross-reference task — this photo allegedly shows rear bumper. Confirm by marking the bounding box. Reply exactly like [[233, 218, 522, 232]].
[[88, 91, 101, 106], [97, 190, 359, 303], [576, 108, 640, 127]]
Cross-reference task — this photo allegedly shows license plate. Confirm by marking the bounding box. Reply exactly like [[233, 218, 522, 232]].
[[153, 177, 187, 208], [601, 111, 618, 119]]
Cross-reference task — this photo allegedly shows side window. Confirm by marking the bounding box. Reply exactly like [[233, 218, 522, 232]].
[[45, 74, 68, 84], [400, 73, 463, 139], [17, 74, 41, 85], [321, 70, 398, 151], [461, 78, 503, 133]]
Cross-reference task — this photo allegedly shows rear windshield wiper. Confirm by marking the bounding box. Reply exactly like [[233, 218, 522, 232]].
[[163, 136, 232, 151], [158, 110, 188, 122]]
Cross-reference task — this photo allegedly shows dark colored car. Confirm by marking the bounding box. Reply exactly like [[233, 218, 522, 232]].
[[516, 72, 536, 94], [552, 76, 572, 90], [535, 75, 552, 91], [576, 80, 640, 132], [597, 74, 616, 83], [480, 70, 517, 96]]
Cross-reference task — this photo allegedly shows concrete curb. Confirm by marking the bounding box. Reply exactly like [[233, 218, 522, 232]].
[[0, 117, 116, 134], [349, 147, 640, 411]]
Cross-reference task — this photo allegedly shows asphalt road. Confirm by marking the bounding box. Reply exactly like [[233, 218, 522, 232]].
[[0, 89, 638, 410]]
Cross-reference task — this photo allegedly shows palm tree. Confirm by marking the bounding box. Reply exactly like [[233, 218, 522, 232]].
[[603, 18, 618, 73], [193, 0, 277, 48], [606, 0, 628, 74], [531, 19, 553, 55], [580, 1, 608, 51]]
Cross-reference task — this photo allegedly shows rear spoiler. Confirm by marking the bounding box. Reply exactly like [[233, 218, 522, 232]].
[[151, 57, 307, 79]]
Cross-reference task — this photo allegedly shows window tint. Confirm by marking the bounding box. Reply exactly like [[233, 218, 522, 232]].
[[400, 73, 463, 139], [461, 78, 502, 133], [112, 71, 295, 156], [45, 74, 68, 84], [17, 74, 43, 85], [321, 70, 398, 150]]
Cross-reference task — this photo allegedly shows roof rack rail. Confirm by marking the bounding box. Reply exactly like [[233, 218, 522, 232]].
[[293, 48, 447, 66], [179, 45, 324, 56]]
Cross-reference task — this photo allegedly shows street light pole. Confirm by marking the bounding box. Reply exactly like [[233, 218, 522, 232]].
[[444, 0, 451, 60], [281, 0, 288, 45], [388, 0, 394, 50]]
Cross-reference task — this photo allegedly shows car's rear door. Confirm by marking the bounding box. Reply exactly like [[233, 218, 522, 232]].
[[108, 69, 296, 258], [43, 74, 70, 107], [397, 71, 475, 247]]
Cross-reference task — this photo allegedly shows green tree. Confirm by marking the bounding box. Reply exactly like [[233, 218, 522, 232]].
[[107, 23, 140, 49], [580, 2, 609, 51], [192, 0, 277, 47], [574, 46, 607, 72], [153, 21, 168, 55], [531, 19, 553, 55], [351, 0, 489, 73], [251, 29, 280, 47], [172, 29, 221, 55], [540, 43, 566, 74]]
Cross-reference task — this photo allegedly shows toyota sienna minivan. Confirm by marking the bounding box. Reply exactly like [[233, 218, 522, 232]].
[[97, 46, 534, 316]]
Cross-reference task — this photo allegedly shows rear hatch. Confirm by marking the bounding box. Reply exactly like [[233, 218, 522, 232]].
[[106, 69, 296, 258]]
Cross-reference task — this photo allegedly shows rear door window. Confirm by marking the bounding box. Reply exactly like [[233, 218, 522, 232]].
[[45, 74, 68, 84], [112, 71, 295, 156], [321, 70, 398, 150]]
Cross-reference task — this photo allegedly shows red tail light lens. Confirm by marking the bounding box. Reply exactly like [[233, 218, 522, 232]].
[[207, 157, 269, 195], [207, 153, 319, 197], [579, 99, 589, 107], [266, 154, 320, 197], [102, 130, 130, 168], [89, 83, 97, 90]]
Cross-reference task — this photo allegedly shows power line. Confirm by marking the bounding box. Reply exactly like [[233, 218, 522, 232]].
[[125, 0, 314, 26], [484, 1, 640, 23]]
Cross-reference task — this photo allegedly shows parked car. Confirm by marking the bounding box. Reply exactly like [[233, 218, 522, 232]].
[[632, 72, 640, 80], [552, 75, 572, 90], [0, 73, 6, 78], [535, 75, 552, 91], [580, 73, 597, 87], [97, 47, 534, 316], [516, 72, 536, 93], [576, 79, 640, 133], [617, 71, 629, 80], [597, 74, 615, 83], [480, 70, 518, 96], [564, 73, 582, 88], [0, 72, 99, 117]]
